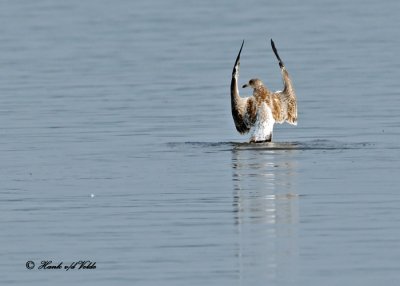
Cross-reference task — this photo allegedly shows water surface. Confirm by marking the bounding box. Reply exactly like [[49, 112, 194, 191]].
[[1, 0, 400, 285]]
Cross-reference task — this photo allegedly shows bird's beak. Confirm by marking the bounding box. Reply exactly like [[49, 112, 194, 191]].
[[242, 84, 248, 88]]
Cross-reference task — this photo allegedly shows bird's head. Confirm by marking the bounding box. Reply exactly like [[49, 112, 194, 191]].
[[242, 78, 265, 89]]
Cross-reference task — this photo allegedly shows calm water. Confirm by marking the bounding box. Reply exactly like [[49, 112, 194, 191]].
[[1, 0, 400, 285]]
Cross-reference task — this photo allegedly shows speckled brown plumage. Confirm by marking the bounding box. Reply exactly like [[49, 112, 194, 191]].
[[230, 40, 298, 142]]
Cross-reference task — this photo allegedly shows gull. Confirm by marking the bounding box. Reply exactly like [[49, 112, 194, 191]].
[[230, 39, 297, 143]]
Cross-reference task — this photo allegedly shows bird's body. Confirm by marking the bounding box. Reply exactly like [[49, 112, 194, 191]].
[[230, 40, 297, 142]]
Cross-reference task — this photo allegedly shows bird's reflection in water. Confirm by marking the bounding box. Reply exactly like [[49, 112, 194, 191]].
[[232, 143, 299, 285]]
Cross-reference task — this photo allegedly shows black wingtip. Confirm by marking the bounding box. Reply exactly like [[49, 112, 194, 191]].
[[235, 40, 245, 65], [270, 38, 284, 68], [239, 40, 244, 54], [270, 39, 276, 51], [232, 40, 245, 77]]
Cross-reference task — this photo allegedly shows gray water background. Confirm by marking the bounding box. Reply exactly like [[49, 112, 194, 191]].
[[1, 0, 400, 285]]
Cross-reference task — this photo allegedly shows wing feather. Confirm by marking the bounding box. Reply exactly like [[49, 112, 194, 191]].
[[230, 41, 258, 134], [270, 40, 298, 125], [232, 96, 257, 134]]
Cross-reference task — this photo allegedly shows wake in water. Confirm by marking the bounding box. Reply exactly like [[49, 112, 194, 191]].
[[167, 140, 373, 151]]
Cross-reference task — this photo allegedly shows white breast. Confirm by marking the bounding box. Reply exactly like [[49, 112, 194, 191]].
[[250, 102, 275, 142]]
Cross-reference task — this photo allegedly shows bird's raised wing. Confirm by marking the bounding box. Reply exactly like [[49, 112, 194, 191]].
[[230, 41, 257, 134], [270, 39, 297, 125]]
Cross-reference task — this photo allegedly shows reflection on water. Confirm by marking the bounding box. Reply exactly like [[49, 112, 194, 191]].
[[232, 144, 299, 285]]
